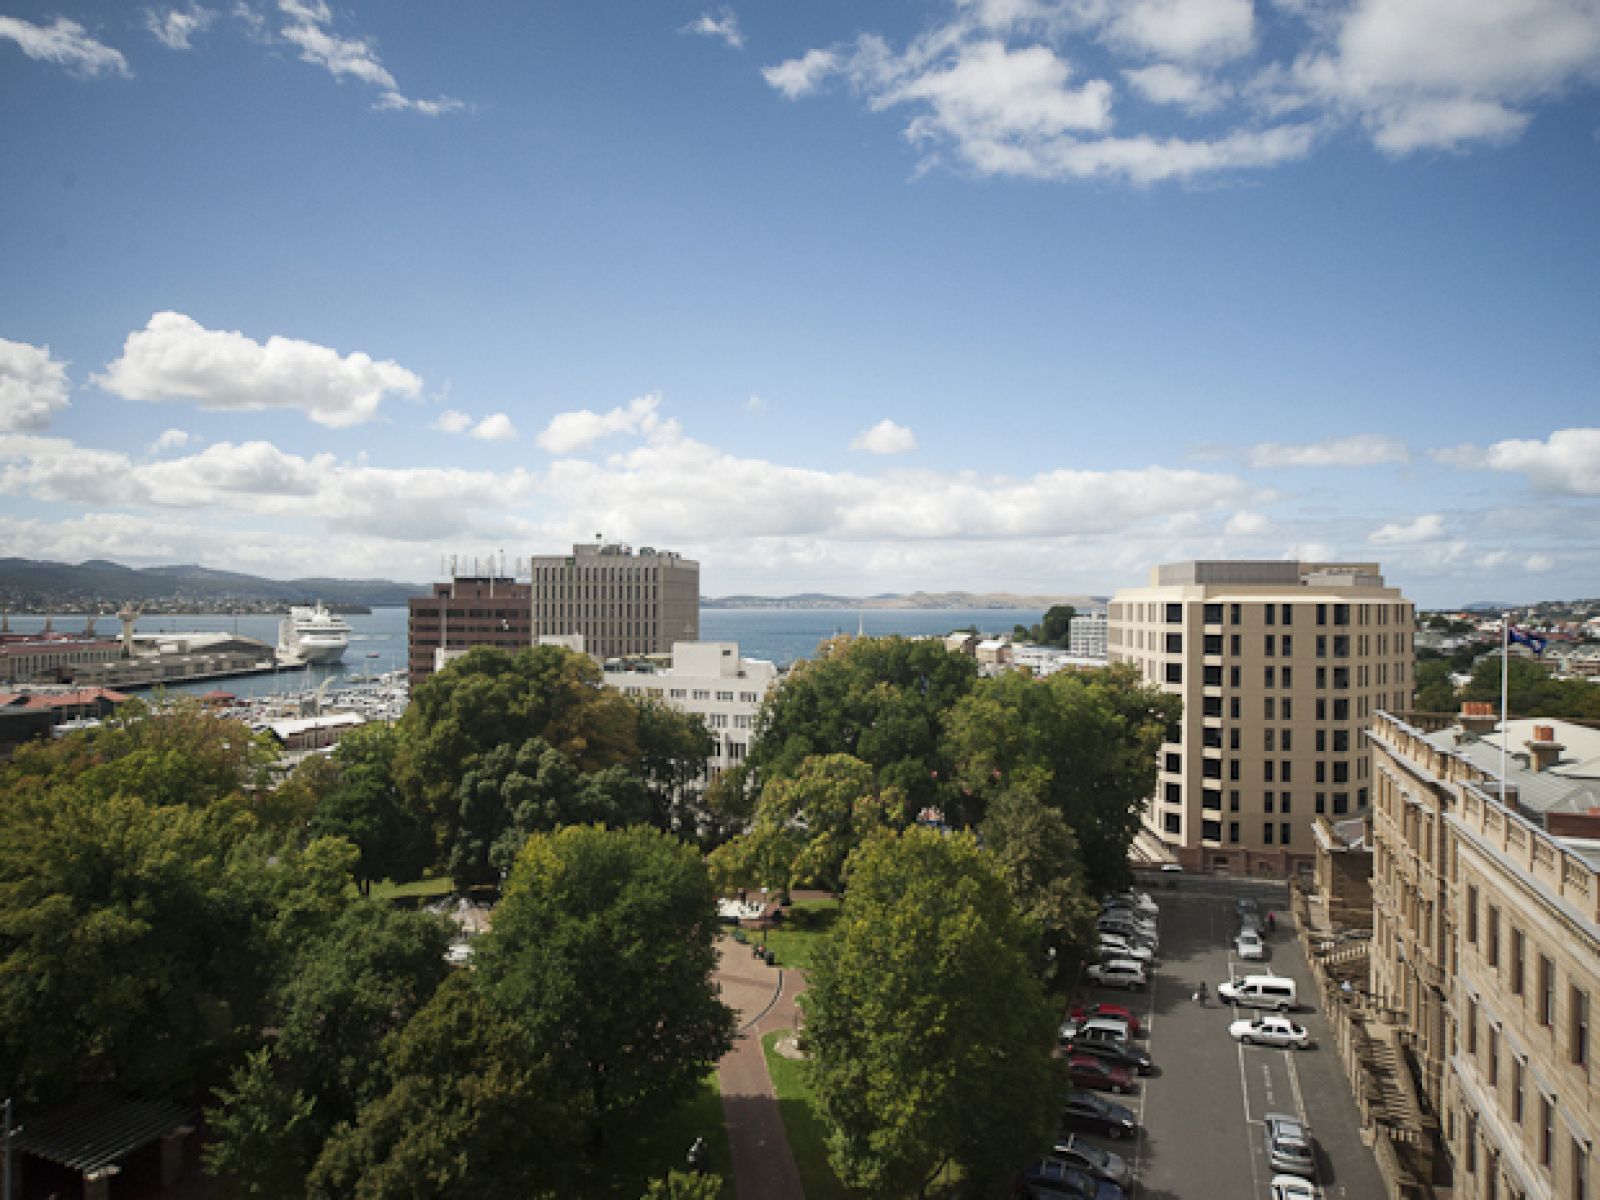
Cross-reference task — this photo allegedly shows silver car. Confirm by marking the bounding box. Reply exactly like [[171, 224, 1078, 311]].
[[1263, 1112, 1316, 1177]]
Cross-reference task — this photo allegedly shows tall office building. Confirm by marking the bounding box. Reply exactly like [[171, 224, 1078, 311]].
[[1109, 560, 1414, 872], [407, 574, 533, 688], [530, 542, 699, 663]]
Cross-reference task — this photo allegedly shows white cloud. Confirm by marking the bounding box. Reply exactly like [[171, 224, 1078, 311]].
[[685, 9, 744, 50], [1106, 0, 1256, 63], [470, 413, 517, 442], [1124, 63, 1232, 113], [0, 338, 71, 433], [1246, 434, 1409, 468], [146, 5, 216, 50], [147, 428, 192, 455], [434, 409, 473, 434], [745, 394, 766, 412], [1283, 0, 1600, 154], [0, 15, 130, 78], [94, 311, 423, 428], [1369, 512, 1445, 543], [764, 48, 841, 98], [1525, 553, 1555, 572], [276, 0, 463, 115], [850, 419, 918, 455], [1432, 428, 1600, 495], [1224, 510, 1270, 535], [536, 394, 672, 454]]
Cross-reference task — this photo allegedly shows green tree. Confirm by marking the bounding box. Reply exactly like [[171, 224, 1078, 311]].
[[206, 902, 456, 1195], [1039, 604, 1078, 647], [631, 695, 717, 831], [310, 724, 433, 894], [943, 665, 1178, 894], [805, 827, 1061, 1196], [726, 753, 906, 893], [1415, 658, 1458, 713], [749, 636, 978, 810], [477, 825, 735, 1154], [307, 973, 577, 1200], [642, 1171, 723, 1199], [1464, 655, 1600, 720], [980, 788, 1097, 977]]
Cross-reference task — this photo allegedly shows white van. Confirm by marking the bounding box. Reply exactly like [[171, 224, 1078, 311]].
[[1218, 974, 1298, 1011]]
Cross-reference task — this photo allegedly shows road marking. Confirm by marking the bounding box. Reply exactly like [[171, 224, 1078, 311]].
[[1284, 1043, 1330, 1195], [1238, 1036, 1264, 1200]]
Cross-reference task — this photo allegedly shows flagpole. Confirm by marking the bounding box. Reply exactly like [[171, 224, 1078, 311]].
[[1500, 613, 1509, 786]]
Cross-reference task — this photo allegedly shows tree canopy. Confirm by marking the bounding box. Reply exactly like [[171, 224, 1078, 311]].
[[477, 824, 735, 1154], [1465, 654, 1600, 720], [804, 827, 1061, 1195]]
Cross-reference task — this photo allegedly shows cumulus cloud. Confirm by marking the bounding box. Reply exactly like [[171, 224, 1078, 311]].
[[147, 428, 192, 455], [94, 311, 423, 428], [0, 338, 71, 433], [685, 9, 743, 50], [469, 413, 517, 442], [146, 5, 216, 50], [1369, 512, 1444, 543], [1224, 509, 1270, 535], [0, 15, 130, 78], [763, 0, 1600, 182], [1432, 428, 1600, 495], [850, 419, 918, 455], [536, 394, 672, 454], [1246, 434, 1409, 468], [745, 394, 766, 412], [277, 0, 463, 115], [434, 409, 473, 434]]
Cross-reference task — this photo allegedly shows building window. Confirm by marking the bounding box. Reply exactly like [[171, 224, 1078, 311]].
[[1468, 997, 1479, 1055], [1228, 821, 1240, 843], [1266, 606, 1276, 627], [1574, 1138, 1588, 1200], [1282, 667, 1293, 687], [1512, 930, 1525, 995], [1229, 790, 1240, 812], [1165, 752, 1182, 772], [1205, 634, 1223, 655], [1513, 1058, 1525, 1125], [1203, 665, 1222, 686], [1282, 635, 1293, 655], [1204, 602, 1223, 624], [1204, 696, 1223, 717], [1541, 1095, 1553, 1168], [1265, 728, 1276, 752], [1281, 792, 1291, 814], [1229, 760, 1240, 781], [1281, 822, 1291, 845], [1281, 604, 1292, 625], [1541, 956, 1556, 1026], [1230, 665, 1242, 687], [1202, 819, 1222, 841], [1467, 1116, 1477, 1173], [1264, 823, 1274, 845], [1202, 789, 1222, 811], [1164, 812, 1181, 834], [1315, 792, 1326, 814], [1165, 782, 1181, 804], [1489, 1025, 1500, 1086], [1265, 666, 1276, 688], [1230, 603, 1241, 625], [1468, 885, 1479, 944], [1488, 906, 1501, 968], [1265, 697, 1275, 719], [1571, 986, 1589, 1067], [1265, 791, 1275, 814], [1265, 761, 1275, 782], [1229, 728, 1240, 750], [1165, 662, 1183, 684], [1230, 696, 1241, 719], [1166, 632, 1183, 653], [1166, 603, 1183, 622]]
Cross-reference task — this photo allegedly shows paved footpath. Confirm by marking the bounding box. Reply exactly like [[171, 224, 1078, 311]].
[[714, 936, 808, 1200]]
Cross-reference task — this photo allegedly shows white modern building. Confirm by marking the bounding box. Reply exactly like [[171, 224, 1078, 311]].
[[1069, 612, 1109, 659], [602, 642, 777, 778]]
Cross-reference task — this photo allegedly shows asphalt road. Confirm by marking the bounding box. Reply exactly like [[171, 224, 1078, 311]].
[[1070, 876, 1388, 1200]]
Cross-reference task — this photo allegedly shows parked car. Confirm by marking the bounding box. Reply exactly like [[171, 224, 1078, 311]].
[[1068, 1054, 1134, 1094], [1097, 937, 1156, 967], [1103, 891, 1158, 917], [1263, 1112, 1317, 1176], [1098, 913, 1157, 940], [1060, 1090, 1137, 1140], [1065, 1036, 1153, 1075], [1270, 1175, 1320, 1200], [1016, 1158, 1126, 1200], [1049, 1135, 1133, 1189], [1230, 1015, 1312, 1049], [1068, 1003, 1142, 1037], [1086, 959, 1148, 991], [1060, 1012, 1134, 1044], [1237, 896, 1260, 921], [1219, 973, 1298, 1011], [1099, 925, 1158, 954], [1239, 911, 1265, 935], [1236, 929, 1266, 961]]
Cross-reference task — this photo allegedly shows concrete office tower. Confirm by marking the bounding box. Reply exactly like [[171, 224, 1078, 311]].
[[530, 542, 699, 663], [1109, 560, 1414, 873], [408, 574, 533, 688]]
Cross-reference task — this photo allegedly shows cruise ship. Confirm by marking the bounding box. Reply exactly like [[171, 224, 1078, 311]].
[[278, 602, 352, 665]]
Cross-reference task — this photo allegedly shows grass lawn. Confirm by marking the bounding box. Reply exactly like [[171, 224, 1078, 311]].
[[761, 1029, 851, 1200], [598, 1071, 735, 1199], [364, 876, 455, 902], [759, 898, 840, 971]]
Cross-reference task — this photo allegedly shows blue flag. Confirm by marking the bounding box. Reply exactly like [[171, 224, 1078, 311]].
[[1509, 626, 1547, 655]]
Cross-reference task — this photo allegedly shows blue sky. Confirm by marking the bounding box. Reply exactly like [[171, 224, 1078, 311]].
[[1, 0, 1597, 606]]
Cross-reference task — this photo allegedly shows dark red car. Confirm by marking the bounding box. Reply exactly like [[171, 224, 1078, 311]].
[[1068, 1003, 1142, 1037], [1068, 1054, 1134, 1095]]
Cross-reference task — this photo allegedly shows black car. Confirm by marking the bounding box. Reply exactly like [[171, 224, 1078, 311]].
[[1060, 1090, 1137, 1140], [1064, 1037, 1153, 1075]]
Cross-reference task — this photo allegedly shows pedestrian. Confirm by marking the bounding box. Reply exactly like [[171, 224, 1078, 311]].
[[687, 1136, 709, 1174], [1266, 911, 1276, 933]]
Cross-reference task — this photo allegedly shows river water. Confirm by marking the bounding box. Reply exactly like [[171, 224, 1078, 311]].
[[4, 606, 1044, 699]]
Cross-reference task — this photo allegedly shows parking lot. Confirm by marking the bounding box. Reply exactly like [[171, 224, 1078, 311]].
[[1068, 876, 1387, 1200]]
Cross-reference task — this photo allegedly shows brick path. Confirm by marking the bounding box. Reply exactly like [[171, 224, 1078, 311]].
[[714, 936, 808, 1200]]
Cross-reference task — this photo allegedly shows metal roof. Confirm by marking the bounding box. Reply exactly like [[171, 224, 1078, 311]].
[[13, 1091, 197, 1173]]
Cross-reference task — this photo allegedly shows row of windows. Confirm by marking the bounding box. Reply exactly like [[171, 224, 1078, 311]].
[[1466, 887, 1591, 1065]]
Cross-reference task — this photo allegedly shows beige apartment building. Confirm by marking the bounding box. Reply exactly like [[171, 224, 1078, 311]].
[[1109, 561, 1414, 873], [530, 542, 699, 663], [1369, 709, 1600, 1200]]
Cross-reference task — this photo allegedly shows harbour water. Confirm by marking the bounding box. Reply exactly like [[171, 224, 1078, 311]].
[[3, 606, 1045, 699]]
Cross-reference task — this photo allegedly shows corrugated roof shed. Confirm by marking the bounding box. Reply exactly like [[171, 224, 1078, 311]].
[[13, 1090, 197, 1173]]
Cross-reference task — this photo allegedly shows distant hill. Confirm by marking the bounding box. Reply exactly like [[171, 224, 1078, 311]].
[[704, 591, 1106, 611], [0, 557, 422, 608]]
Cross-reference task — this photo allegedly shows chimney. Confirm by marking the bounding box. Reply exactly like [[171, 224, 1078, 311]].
[[1459, 700, 1499, 737], [1526, 724, 1565, 774]]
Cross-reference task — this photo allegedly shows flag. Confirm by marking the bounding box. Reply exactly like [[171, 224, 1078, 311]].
[[1508, 625, 1547, 655]]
